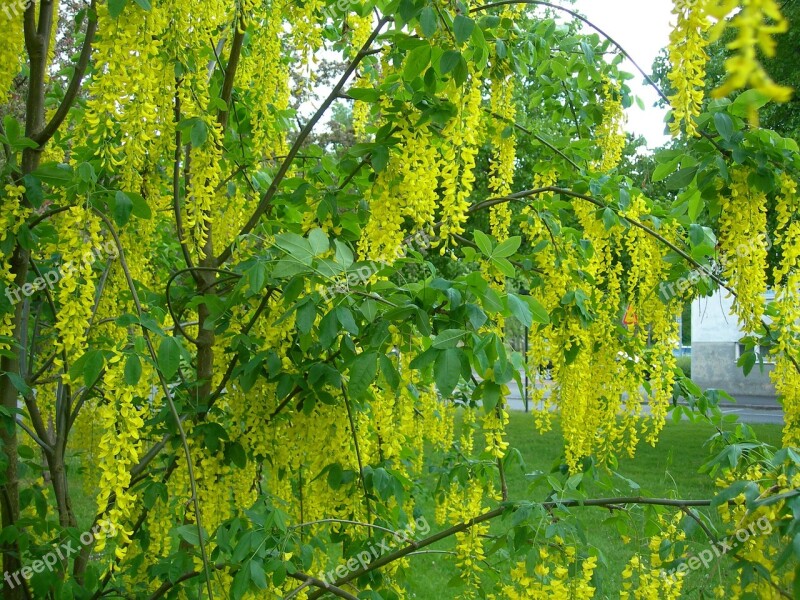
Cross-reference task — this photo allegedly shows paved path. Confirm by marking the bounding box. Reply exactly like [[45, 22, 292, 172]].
[[503, 377, 783, 425]]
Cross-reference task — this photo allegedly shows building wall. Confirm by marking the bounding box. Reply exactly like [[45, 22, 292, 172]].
[[691, 291, 776, 397]]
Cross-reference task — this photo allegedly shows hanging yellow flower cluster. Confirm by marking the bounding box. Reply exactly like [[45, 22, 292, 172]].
[[349, 14, 377, 139], [94, 352, 145, 562], [80, 1, 170, 174], [0, 184, 28, 350], [488, 74, 517, 241], [769, 174, 800, 446], [706, 0, 793, 111], [240, 3, 292, 160], [527, 195, 681, 470], [438, 74, 483, 250], [502, 543, 598, 599], [52, 207, 102, 386], [592, 77, 626, 171], [359, 117, 438, 263], [0, 6, 24, 104], [667, 0, 791, 130], [619, 513, 686, 599], [444, 481, 490, 599], [667, 0, 710, 136], [717, 167, 769, 333]]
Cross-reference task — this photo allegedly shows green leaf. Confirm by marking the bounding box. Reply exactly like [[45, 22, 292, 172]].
[[295, 300, 317, 334], [493, 236, 521, 258], [452, 55, 468, 86], [483, 381, 501, 413], [526, 296, 550, 324], [440, 50, 461, 75], [688, 191, 704, 222], [21, 175, 44, 208], [738, 350, 756, 376], [473, 230, 492, 256], [175, 524, 205, 546], [419, 6, 438, 36], [225, 442, 247, 469], [133, 0, 151, 9], [31, 163, 73, 188], [730, 89, 770, 118], [506, 294, 532, 327], [158, 337, 181, 380], [247, 263, 267, 294], [432, 329, 466, 349], [665, 166, 698, 191], [4, 372, 31, 397], [404, 44, 432, 81], [108, 0, 127, 18], [453, 15, 475, 45], [335, 306, 359, 335], [490, 257, 515, 277], [124, 354, 142, 385], [308, 228, 329, 255], [371, 145, 389, 172], [348, 352, 378, 400], [334, 240, 354, 269], [713, 112, 734, 141], [190, 120, 208, 148], [274, 233, 314, 265], [652, 157, 680, 182], [250, 561, 268, 589], [379, 354, 400, 390], [83, 350, 105, 386], [127, 192, 152, 219], [434, 348, 461, 398], [113, 191, 133, 227]]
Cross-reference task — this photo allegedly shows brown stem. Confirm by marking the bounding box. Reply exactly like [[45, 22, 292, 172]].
[[33, 0, 98, 146]]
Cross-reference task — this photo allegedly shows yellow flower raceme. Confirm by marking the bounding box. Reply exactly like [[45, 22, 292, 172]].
[[592, 77, 626, 171], [718, 168, 769, 332], [0, 5, 24, 104], [488, 74, 517, 241], [439, 74, 483, 249], [95, 352, 146, 561], [53, 207, 103, 385], [668, 0, 710, 136], [0, 185, 29, 351], [706, 0, 793, 121]]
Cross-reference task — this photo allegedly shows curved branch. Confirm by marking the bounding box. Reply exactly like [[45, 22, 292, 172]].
[[471, 1, 669, 105], [486, 109, 582, 171], [33, 0, 98, 145]]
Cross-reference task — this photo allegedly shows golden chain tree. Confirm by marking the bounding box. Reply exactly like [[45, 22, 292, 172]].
[[0, 0, 799, 598]]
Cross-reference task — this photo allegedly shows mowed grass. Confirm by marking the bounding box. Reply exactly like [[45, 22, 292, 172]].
[[403, 411, 783, 599]]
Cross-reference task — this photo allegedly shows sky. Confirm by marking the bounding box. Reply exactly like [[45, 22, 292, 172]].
[[569, 0, 674, 148]]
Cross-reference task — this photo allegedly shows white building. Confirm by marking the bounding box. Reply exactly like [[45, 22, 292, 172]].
[[691, 290, 776, 398]]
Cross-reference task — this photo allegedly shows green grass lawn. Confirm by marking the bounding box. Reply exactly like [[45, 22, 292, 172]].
[[403, 411, 784, 599]]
